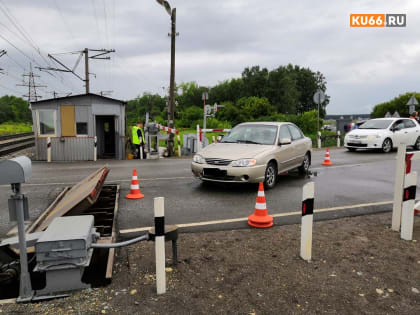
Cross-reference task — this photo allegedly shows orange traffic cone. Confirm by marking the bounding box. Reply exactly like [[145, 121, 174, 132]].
[[125, 169, 145, 199], [248, 182, 273, 228], [322, 148, 333, 166]]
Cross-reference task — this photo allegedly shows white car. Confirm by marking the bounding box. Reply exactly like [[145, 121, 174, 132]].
[[344, 118, 420, 153]]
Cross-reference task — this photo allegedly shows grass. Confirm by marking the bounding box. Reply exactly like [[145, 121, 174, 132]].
[[0, 122, 32, 135]]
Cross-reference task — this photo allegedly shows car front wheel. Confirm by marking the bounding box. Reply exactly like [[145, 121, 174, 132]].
[[264, 161, 277, 189], [298, 153, 311, 174], [382, 138, 393, 153]]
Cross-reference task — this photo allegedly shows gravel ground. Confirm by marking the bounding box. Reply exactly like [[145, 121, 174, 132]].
[[2, 212, 420, 314], [0, 147, 35, 160]]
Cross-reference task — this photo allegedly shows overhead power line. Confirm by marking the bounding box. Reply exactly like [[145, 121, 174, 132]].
[[37, 48, 115, 94], [0, 0, 77, 93], [16, 63, 47, 103], [0, 82, 21, 94]]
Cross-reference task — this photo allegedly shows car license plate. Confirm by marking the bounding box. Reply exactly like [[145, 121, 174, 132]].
[[203, 168, 226, 177], [352, 140, 361, 143]]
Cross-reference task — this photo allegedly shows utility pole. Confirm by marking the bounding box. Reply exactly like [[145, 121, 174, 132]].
[[0, 50, 6, 74], [84, 48, 89, 93], [156, 0, 178, 156], [17, 63, 46, 105], [37, 48, 115, 94], [167, 8, 176, 156]]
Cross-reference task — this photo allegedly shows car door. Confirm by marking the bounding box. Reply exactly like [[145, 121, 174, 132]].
[[275, 125, 295, 171], [403, 119, 419, 145], [287, 124, 307, 167], [391, 120, 406, 147]]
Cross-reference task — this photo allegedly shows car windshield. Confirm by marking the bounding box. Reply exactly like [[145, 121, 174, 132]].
[[220, 124, 278, 145], [358, 119, 393, 129]]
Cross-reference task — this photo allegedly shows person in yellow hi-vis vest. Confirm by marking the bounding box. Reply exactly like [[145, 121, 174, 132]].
[[132, 121, 146, 159]]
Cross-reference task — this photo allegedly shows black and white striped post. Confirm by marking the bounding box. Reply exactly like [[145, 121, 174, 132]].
[[317, 131, 321, 149], [337, 131, 341, 148], [47, 137, 51, 163], [401, 172, 417, 241], [177, 135, 181, 157], [196, 124, 201, 151], [154, 197, 166, 294], [300, 182, 315, 261], [93, 136, 97, 162]]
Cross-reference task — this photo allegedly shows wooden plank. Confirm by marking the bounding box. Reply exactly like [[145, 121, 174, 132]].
[[36, 167, 109, 231], [0, 298, 16, 305], [25, 187, 70, 234], [106, 184, 120, 279]]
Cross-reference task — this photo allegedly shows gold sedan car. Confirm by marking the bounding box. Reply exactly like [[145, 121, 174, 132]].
[[191, 122, 312, 189]]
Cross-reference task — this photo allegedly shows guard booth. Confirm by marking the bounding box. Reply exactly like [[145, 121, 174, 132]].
[[31, 93, 126, 161]]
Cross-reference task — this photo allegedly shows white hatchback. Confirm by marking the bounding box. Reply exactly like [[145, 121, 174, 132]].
[[344, 118, 420, 153]]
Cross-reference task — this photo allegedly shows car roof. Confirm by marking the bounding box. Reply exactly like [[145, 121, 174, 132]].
[[237, 122, 292, 126], [371, 118, 408, 121]]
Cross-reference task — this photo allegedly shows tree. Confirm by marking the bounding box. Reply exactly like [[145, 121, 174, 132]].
[[177, 106, 203, 128], [216, 102, 246, 126], [176, 82, 208, 110], [265, 66, 299, 114], [371, 92, 420, 118], [237, 96, 275, 121], [124, 64, 329, 129], [0, 95, 30, 124], [126, 93, 166, 126], [241, 66, 269, 98]]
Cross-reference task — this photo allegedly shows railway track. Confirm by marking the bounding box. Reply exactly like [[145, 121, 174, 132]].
[[0, 132, 35, 157]]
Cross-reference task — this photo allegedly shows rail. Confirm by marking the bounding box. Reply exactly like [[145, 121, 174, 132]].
[[0, 132, 35, 157]]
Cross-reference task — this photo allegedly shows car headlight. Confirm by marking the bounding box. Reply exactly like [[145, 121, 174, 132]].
[[193, 154, 205, 164], [368, 135, 382, 140], [231, 158, 256, 167]]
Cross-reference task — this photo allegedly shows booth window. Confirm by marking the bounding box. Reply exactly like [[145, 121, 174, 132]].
[[76, 122, 88, 135], [38, 110, 56, 135], [75, 107, 88, 136]]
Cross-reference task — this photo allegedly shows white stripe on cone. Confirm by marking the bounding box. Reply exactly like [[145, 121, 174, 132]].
[[130, 184, 139, 190], [132, 176, 137, 180], [257, 191, 265, 197], [255, 203, 267, 210]]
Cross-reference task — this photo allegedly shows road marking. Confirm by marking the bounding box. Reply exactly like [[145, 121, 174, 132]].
[[0, 176, 193, 188], [119, 200, 393, 234], [312, 160, 393, 171], [1, 159, 402, 188]]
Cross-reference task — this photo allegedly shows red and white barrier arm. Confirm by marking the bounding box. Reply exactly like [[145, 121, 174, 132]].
[[201, 128, 231, 133], [156, 124, 179, 135]]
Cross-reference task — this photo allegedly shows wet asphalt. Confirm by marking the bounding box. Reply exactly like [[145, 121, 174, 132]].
[[0, 148, 419, 237]]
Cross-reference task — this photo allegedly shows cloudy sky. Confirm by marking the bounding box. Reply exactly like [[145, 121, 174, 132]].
[[0, 0, 419, 114]]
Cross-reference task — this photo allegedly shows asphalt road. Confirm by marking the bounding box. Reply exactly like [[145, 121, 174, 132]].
[[0, 148, 419, 237]]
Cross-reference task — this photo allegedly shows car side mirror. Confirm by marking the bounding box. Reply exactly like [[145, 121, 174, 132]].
[[279, 137, 292, 145]]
